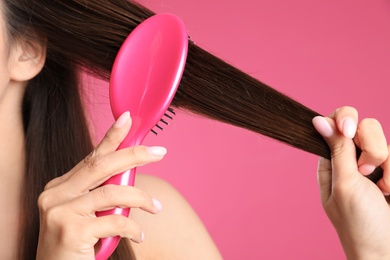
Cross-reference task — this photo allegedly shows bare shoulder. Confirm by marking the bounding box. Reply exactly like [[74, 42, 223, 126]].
[[133, 173, 180, 198], [128, 174, 222, 260]]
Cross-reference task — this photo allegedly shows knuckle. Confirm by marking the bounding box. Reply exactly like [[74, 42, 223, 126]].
[[40, 206, 85, 245], [343, 106, 357, 114], [332, 106, 357, 118], [84, 149, 97, 164], [137, 189, 152, 205], [114, 217, 142, 240], [104, 129, 120, 144], [130, 225, 142, 239], [127, 146, 150, 165], [365, 147, 388, 162], [359, 119, 387, 157], [86, 155, 109, 171], [130, 192, 148, 209], [43, 179, 56, 191], [128, 186, 151, 205], [38, 192, 52, 212], [42, 205, 65, 230], [127, 146, 138, 158], [45, 206, 60, 223], [340, 106, 358, 115], [98, 185, 115, 199], [359, 118, 381, 133], [330, 142, 348, 159], [373, 150, 388, 162], [114, 215, 130, 231]]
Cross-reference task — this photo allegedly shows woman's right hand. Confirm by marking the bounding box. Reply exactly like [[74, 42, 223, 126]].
[[36, 112, 166, 259]]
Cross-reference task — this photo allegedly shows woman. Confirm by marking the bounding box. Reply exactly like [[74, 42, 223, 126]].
[[2, 0, 390, 258], [0, 0, 221, 259]]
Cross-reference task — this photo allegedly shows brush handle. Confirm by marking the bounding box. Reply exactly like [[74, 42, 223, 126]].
[[95, 167, 136, 260]]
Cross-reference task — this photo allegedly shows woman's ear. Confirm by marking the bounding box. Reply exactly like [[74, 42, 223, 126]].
[[9, 39, 46, 82]]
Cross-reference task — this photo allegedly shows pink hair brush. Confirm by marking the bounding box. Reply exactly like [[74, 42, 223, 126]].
[[95, 13, 188, 259]]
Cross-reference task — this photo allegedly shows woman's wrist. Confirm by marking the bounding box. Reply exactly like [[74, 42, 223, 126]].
[[343, 241, 390, 260]]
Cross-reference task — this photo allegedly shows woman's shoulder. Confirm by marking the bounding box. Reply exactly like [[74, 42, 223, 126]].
[[129, 173, 222, 259], [134, 173, 178, 197]]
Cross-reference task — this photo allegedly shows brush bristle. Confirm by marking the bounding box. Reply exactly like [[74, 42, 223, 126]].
[[151, 107, 176, 135]]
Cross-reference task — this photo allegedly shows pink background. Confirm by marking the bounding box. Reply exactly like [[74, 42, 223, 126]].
[[85, 0, 390, 259]]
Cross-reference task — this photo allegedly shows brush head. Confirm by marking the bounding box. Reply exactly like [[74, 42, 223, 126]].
[[151, 107, 176, 135], [96, 14, 188, 260], [109, 13, 188, 147]]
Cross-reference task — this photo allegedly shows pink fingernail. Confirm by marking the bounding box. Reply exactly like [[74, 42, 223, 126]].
[[140, 231, 145, 242], [152, 198, 163, 212], [343, 117, 356, 139], [113, 111, 130, 128], [358, 164, 376, 176], [312, 116, 333, 137], [147, 146, 167, 157]]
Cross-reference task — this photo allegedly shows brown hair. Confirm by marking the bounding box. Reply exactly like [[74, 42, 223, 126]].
[[3, 0, 381, 259]]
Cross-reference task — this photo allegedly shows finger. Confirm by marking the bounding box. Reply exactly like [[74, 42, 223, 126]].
[[94, 111, 132, 156], [63, 145, 167, 193], [91, 214, 145, 243], [73, 185, 162, 214], [312, 115, 358, 181], [317, 157, 332, 203], [354, 118, 388, 175], [377, 145, 390, 194], [329, 106, 358, 139], [44, 112, 132, 190]]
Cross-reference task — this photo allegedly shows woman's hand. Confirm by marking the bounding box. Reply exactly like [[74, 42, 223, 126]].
[[36, 112, 165, 259], [313, 106, 390, 259]]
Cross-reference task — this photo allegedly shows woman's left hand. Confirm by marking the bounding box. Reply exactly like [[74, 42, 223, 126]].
[[313, 106, 390, 259]]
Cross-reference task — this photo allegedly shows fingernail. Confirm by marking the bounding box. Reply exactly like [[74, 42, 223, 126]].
[[152, 198, 163, 212], [358, 164, 376, 176], [312, 116, 333, 137], [140, 231, 145, 242], [147, 146, 167, 157], [343, 117, 356, 139], [113, 111, 130, 128]]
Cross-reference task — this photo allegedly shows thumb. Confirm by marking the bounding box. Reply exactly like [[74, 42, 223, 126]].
[[316, 156, 332, 203], [313, 116, 359, 182]]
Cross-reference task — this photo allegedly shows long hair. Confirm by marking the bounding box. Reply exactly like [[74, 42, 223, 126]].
[[3, 0, 381, 259]]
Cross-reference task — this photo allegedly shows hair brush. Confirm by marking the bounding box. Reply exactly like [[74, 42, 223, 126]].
[[95, 13, 188, 259]]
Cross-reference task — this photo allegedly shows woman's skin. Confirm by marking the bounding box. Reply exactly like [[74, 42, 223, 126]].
[[313, 107, 390, 259], [0, 11, 42, 258], [36, 113, 222, 259], [3, 0, 390, 258], [0, 3, 221, 259]]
